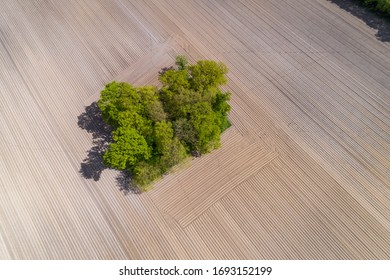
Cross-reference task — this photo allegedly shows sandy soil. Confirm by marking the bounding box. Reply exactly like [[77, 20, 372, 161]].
[[0, 0, 389, 259]]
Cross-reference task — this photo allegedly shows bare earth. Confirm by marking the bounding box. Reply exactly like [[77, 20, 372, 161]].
[[0, 0, 389, 259]]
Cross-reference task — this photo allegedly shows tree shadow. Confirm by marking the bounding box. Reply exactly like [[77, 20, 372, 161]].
[[78, 102, 112, 181], [329, 0, 390, 42], [78, 102, 139, 194], [115, 171, 141, 195]]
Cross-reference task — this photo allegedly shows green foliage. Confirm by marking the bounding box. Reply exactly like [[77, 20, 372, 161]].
[[117, 111, 153, 140], [98, 56, 231, 191], [153, 121, 187, 172], [133, 162, 161, 192], [188, 60, 228, 92], [154, 121, 175, 155], [173, 118, 197, 149], [175, 55, 188, 70], [158, 137, 187, 170], [212, 90, 232, 132], [137, 86, 167, 122], [103, 127, 151, 170], [159, 69, 190, 93], [187, 102, 221, 153], [360, 0, 390, 14], [98, 82, 140, 126]]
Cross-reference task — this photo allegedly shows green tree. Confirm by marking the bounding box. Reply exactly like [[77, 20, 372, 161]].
[[362, 0, 390, 14], [173, 118, 198, 149], [212, 90, 231, 132], [136, 86, 166, 122], [103, 127, 151, 170], [159, 69, 190, 93], [154, 121, 174, 154], [158, 137, 187, 171], [97, 56, 231, 191], [133, 162, 161, 192], [117, 111, 152, 139], [175, 55, 188, 70], [154, 121, 187, 172], [188, 60, 228, 92], [98, 81, 142, 127], [188, 102, 221, 153]]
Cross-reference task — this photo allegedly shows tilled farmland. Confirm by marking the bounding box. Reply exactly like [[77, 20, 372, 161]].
[[0, 0, 389, 259]]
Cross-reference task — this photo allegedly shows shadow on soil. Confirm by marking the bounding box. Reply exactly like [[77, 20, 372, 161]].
[[329, 0, 390, 42], [77, 102, 140, 195]]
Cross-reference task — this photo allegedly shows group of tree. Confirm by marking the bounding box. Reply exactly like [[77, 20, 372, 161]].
[[358, 0, 390, 15], [98, 56, 231, 191]]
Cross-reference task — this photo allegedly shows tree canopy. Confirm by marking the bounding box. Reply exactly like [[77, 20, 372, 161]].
[[98, 56, 231, 191], [360, 0, 390, 15]]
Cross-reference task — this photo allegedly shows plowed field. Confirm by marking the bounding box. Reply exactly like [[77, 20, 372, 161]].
[[0, 0, 389, 259]]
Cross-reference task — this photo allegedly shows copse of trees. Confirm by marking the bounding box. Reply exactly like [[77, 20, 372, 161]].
[[98, 56, 231, 191], [358, 0, 390, 15]]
